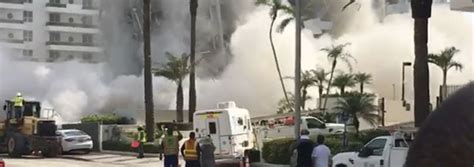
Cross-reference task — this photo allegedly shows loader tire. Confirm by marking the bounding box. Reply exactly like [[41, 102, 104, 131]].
[[7, 133, 25, 158]]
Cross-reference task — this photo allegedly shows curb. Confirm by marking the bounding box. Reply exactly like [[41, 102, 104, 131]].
[[100, 150, 161, 157], [60, 155, 93, 162]]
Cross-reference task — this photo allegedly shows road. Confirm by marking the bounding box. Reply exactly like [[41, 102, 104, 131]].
[[1, 153, 242, 167]]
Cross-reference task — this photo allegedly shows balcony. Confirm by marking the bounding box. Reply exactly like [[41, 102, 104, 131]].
[[0, 39, 25, 49], [0, 18, 25, 29], [0, 39, 24, 43], [46, 3, 66, 8], [46, 41, 103, 52], [0, 0, 25, 9], [46, 22, 99, 34], [46, 3, 99, 15]]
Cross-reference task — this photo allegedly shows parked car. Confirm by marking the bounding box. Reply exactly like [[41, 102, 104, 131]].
[[57, 129, 93, 154]]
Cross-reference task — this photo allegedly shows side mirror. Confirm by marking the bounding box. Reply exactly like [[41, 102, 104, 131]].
[[358, 147, 373, 158]]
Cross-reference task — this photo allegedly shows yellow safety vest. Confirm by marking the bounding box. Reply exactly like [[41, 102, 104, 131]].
[[13, 96, 24, 107], [137, 130, 146, 143], [183, 139, 198, 160], [163, 136, 179, 155]]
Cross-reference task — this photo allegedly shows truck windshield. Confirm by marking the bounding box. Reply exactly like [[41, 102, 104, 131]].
[[306, 118, 324, 129], [364, 139, 387, 156]]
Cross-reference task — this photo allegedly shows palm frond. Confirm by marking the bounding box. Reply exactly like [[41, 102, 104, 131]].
[[449, 61, 463, 71], [277, 17, 293, 33]]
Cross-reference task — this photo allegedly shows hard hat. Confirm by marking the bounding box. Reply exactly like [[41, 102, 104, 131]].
[[17, 92, 22, 96]]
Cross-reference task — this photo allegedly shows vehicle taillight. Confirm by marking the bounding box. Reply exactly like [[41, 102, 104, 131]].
[[0, 160, 4, 167], [65, 138, 75, 142]]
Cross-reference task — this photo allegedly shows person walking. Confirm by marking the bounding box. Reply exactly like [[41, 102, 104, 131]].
[[181, 132, 200, 167], [312, 135, 331, 167], [199, 135, 215, 167], [295, 129, 315, 167], [136, 126, 146, 159], [162, 126, 183, 167]]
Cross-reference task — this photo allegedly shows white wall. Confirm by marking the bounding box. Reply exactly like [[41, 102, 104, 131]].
[[0, 9, 23, 21]]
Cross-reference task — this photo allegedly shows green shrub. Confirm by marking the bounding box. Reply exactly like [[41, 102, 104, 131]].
[[81, 114, 135, 125], [102, 140, 162, 153], [358, 129, 391, 143], [262, 138, 295, 165]]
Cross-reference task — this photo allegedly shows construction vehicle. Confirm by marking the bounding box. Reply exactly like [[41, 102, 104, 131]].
[[0, 100, 61, 157]]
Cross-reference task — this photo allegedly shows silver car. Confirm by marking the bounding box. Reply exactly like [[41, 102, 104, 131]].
[[57, 129, 93, 154]]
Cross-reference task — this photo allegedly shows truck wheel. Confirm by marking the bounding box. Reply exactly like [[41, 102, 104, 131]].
[[7, 133, 25, 158]]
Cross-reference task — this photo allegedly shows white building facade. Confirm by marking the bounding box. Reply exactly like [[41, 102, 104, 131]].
[[450, 0, 474, 12], [0, 0, 103, 63]]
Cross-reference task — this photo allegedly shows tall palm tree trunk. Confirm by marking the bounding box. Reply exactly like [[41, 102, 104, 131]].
[[341, 87, 345, 95], [143, 0, 154, 142], [441, 69, 447, 101], [269, 15, 290, 105], [188, 0, 198, 123], [360, 83, 364, 94], [353, 115, 360, 136], [323, 61, 337, 112], [413, 17, 431, 127], [302, 89, 307, 111], [318, 86, 323, 109], [177, 82, 184, 123]]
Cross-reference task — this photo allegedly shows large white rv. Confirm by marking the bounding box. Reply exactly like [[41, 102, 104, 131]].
[[193, 101, 254, 158]]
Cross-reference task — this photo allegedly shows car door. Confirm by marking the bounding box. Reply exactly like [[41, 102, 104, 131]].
[[205, 119, 222, 154], [355, 138, 387, 167]]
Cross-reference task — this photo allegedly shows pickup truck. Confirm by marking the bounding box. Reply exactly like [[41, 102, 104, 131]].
[[332, 130, 414, 167], [258, 116, 350, 140]]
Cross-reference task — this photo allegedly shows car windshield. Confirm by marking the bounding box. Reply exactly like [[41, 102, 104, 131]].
[[64, 130, 87, 136]]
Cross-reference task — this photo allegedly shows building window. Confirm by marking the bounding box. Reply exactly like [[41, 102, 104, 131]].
[[49, 51, 60, 59], [68, 17, 74, 23], [8, 33, 14, 38], [83, 53, 92, 60], [82, 34, 93, 44], [69, 0, 74, 4], [7, 13, 13, 19], [68, 36, 74, 42], [50, 32, 60, 42], [24, 11, 33, 22], [23, 50, 33, 57], [49, 13, 60, 22], [50, 0, 60, 4], [83, 0, 92, 8], [24, 31, 33, 42]]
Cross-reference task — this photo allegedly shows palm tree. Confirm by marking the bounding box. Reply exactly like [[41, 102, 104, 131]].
[[332, 73, 356, 95], [428, 47, 463, 101], [154, 52, 190, 123], [333, 92, 379, 135], [354, 72, 372, 94], [321, 43, 355, 111], [188, 0, 198, 123], [255, 0, 291, 105], [300, 70, 318, 110], [275, 1, 315, 33], [277, 92, 312, 113], [312, 68, 329, 110], [411, 0, 433, 127]]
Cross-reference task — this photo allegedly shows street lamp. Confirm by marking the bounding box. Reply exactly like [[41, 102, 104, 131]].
[[402, 62, 412, 106]]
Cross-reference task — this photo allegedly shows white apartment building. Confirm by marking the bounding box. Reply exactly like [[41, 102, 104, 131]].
[[0, 0, 103, 63], [451, 0, 474, 12]]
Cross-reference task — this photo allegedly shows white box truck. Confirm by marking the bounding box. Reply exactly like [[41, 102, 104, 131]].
[[193, 101, 254, 158]]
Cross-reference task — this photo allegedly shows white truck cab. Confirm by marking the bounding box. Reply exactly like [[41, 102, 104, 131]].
[[258, 116, 347, 140], [193, 101, 254, 158], [332, 130, 415, 167]]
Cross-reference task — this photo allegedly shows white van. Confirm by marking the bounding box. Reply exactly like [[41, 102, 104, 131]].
[[193, 101, 254, 158]]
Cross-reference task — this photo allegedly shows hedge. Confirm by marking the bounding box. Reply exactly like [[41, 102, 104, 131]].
[[102, 140, 162, 153], [262, 129, 390, 164], [81, 114, 136, 125]]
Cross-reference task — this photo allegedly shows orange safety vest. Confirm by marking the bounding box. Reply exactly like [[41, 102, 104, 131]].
[[183, 139, 198, 160]]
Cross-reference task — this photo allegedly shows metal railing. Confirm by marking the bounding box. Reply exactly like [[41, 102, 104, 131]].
[[46, 41, 96, 47], [0, 0, 24, 4], [0, 18, 23, 24], [45, 3, 66, 8], [46, 22, 97, 28], [0, 39, 24, 43]]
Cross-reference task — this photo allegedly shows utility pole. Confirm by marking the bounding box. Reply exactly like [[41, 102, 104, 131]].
[[189, 0, 198, 123], [294, 0, 302, 140], [143, 0, 154, 142]]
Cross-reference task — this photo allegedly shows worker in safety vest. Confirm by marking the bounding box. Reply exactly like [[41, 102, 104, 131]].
[[161, 126, 183, 167], [12, 93, 24, 119], [136, 126, 146, 158], [181, 132, 200, 167]]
